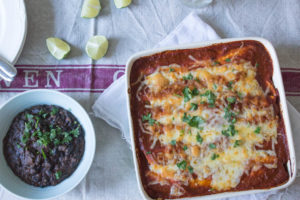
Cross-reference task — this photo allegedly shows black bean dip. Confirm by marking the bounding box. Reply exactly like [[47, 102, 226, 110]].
[[3, 105, 85, 187]]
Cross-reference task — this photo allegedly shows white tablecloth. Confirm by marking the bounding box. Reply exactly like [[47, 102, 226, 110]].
[[1, 0, 300, 199]]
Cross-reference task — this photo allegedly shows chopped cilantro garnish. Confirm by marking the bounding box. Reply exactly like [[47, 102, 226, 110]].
[[213, 61, 220, 66], [213, 84, 217, 90], [211, 153, 219, 160], [192, 88, 199, 96], [254, 126, 261, 134], [182, 113, 205, 129], [183, 73, 193, 80], [222, 124, 238, 137], [237, 92, 243, 98], [142, 113, 156, 126], [170, 140, 176, 146], [21, 122, 31, 144], [174, 94, 182, 98], [255, 63, 259, 67], [146, 151, 152, 154], [224, 105, 236, 123], [201, 90, 216, 106], [183, 87, 199, 102], [183, 145, 188, 151], [177, 160, 187, 170], [169, 68, 175, 72], [227, 81, 233, 90], [209, 143, 216, 149], [225, 58, 231, 62], [55, 171, 62, 180], [227, 96, 236, 104], [234, 140, 242, 147], [196, 133, 203, 144], [50, 107, 59, 115], [70, 126, 80, 137], [190, 103, 198, 111], [188, 166, 194, 173], [41, 148, 47, 160], [26, 113, 34, 122], [183, 87, 192, 102]]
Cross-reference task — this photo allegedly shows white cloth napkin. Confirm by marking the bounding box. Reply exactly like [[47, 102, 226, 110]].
[[93, 12, 300, 172]]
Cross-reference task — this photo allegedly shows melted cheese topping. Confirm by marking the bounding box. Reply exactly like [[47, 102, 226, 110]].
[[135, 54, 278, 196]]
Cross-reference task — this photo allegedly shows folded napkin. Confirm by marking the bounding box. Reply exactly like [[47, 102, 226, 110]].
[[93, 12, 300, 173]]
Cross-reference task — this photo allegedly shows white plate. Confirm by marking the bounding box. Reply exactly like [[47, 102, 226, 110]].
[[125, 37, 296, 200], [0, 0, 27, 64]]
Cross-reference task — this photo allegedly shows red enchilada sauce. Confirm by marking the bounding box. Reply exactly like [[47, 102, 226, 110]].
[[129, 41, 290, 199]]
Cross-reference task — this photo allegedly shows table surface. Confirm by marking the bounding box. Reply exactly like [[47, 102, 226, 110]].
[[1, 0, 300, 199]]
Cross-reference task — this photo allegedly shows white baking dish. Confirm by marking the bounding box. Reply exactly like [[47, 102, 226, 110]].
[[125, 37, 296, 200]]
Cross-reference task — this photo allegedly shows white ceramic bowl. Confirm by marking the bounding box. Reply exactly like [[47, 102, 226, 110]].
[[0, 89, 96, 199], [125, 37, 296, 200]]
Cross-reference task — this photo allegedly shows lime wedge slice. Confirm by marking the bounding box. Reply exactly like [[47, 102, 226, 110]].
[[85, 35, 108, 60], [81, 0, 101, 18], [114, 0, 132, 8], [46, 37, 71, 60]]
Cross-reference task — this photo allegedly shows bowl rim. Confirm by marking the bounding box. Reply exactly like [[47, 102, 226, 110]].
[[0, 89, 96, 200], [125, 37, 296, 200]]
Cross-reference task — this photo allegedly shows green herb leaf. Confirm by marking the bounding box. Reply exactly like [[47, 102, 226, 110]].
[[237, 92, 243, 98], [254, 126, 261, 134], [224, 105, 237, 123], [196, 133, 203, 144], [51, 107, 59, 115], [211, 153, 219, 160], [170, 140, 176, 146], [234, 140, 242, 147], [183, 73, 193, 80], [176, 160, 187, 170], [183, 87, 193, 102], [227, 96, 236, 104], [213, 84, 217, 90], [182, 113, 205, 129], [188, 166, 194, 173], [55, 171, 62, 180], [222, 124, 238, 137], [227, 81, 233, 90], [26, 113, 34, 122], [41, 148, 47, 160], [213, 61, 220, 66], [142, 113, 156, 126], [201, 90, 216, 106], [183, 145, 188, 151], [190, 103, 198, 111], [209, 143, 216, 149], [174, 94, 182, 98], [70, 126, 80, 137], [225, 58, 231, 62], [255, 63, 259, 68], [146, 151, 152, 154], [169, 68, 175, 72]]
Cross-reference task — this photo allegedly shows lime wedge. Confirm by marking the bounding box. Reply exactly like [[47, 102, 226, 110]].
[[46, 37, 71, 60], [85, 35, 108, 60], [114, 0, 132, 8], [81, 0, 101, 18]]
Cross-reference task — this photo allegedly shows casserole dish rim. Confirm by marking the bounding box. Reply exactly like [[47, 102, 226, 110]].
[[125, 37, 296, 200]]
